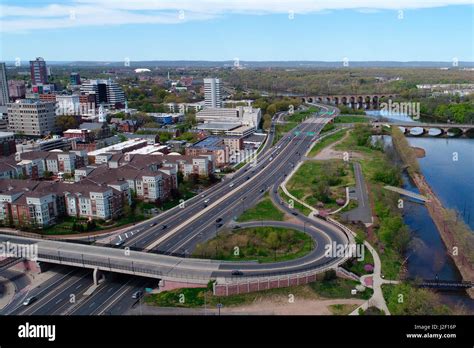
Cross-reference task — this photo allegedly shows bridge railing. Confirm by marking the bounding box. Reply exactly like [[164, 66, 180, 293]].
[[37, 252, 213, 281]]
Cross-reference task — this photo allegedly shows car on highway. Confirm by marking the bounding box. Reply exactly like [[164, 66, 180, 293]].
[[23, 296, 37, 306], [114, 239, 125, 247], [150, 222, 157, 227], [231, 270, 244, 276], [216, 218, 223, 223], [132, 291, 143, 299], [229, 183, 234, 188], [161, 225, 167, 230], [246, 176, 250, 180], [216, 223, 223, 228], [201, 194, 206, 198]]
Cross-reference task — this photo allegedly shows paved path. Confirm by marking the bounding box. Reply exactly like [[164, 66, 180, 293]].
[[349, 241, 398, 315], [341, 162, 373, 225]]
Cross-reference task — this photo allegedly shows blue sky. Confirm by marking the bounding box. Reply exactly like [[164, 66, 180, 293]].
[[0, 1, 473, 62]]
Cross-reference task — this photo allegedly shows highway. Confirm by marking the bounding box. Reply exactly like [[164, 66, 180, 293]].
[[1, 104, 353, 315]]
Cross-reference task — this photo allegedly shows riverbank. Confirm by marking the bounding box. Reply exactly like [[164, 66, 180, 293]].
[[391, 127, 474, 298], [411, 172, 474, 298]]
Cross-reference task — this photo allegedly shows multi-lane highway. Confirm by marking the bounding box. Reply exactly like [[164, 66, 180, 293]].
[[1, 104, 352, 315]]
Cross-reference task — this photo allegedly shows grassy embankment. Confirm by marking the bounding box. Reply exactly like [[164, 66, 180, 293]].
[[192, 226, 313, 263], [334, 115, 371, 124], [236, 193, 286, 222], [145, 273, 373, 309], [307, 128, 348, 157], [286, 160, 354, 212]]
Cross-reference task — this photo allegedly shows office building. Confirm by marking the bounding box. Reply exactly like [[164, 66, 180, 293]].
[[80, 79, 125, 108], [196, 106, 261, 129], [0, 63, 9, 107], [203, 78, 222, 108], [7, 99, 56, 136], [70, 72, 81, 85]]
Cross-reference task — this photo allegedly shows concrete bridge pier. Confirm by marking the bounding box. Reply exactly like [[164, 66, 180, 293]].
[[93, 268, 105, 285]]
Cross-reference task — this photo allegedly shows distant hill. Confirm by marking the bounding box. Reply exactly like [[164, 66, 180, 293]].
[[5, 60, 474, 69]]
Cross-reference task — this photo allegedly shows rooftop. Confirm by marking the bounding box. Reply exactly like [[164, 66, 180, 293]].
[[196, 123, 241, 131]]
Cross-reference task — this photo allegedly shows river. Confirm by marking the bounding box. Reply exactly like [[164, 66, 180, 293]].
[[403, 137, 474, 311]]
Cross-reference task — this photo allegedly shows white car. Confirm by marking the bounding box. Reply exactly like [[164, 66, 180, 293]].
[[23, 296, 37, 306]]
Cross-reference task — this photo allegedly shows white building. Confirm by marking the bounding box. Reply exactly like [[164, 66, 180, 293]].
[[204, 78, 222, 108], [196, 106, 261, 129]]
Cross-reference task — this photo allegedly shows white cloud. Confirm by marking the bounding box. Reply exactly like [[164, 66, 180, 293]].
[[0, 0, 471, 33]]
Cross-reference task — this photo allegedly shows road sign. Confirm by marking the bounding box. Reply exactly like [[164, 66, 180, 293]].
[[294, 131, 301, 136], [307, 132, 315, 136], [145, 288, 153, 293]]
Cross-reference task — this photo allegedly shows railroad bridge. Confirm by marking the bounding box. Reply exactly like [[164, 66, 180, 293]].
[[302, 94, 397, 109]]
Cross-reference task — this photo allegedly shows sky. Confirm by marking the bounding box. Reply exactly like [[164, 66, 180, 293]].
[[0, 0, 473, 62]]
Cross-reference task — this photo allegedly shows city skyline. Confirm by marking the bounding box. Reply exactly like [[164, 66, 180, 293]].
[[1, 1, 473, 62]]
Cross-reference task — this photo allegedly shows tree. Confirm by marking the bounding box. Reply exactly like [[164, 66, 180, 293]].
[[314, 180, 331, 203], [55, 115, 79, 132], [262, 114, 272, 129]]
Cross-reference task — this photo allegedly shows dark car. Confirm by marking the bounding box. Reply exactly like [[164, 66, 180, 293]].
[[291, 212, 299, 216], [161, 225, 167, 230], [216, 218, 223, 223], [231, 270, 243, 276], [246, 176, 250, 180], [216, 223, 223, 228]]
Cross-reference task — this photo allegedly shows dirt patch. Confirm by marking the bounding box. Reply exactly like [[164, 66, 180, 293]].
[[222, 298, 365, 315], [313, 131, 364, 161]]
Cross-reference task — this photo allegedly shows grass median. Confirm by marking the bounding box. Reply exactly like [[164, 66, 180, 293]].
[[192, 226, 313, 263]]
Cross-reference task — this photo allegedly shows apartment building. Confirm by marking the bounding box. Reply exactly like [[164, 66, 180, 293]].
[[0, 179, 129, 227]]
